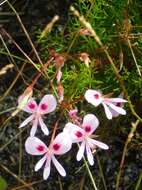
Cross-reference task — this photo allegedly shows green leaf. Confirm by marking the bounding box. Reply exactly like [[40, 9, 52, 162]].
[[0, 176, 7, 190]]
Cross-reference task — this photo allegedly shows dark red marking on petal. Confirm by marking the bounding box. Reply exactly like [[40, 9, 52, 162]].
[[94, 94, 99, 99], [116, 102, 121, 107], [40, 103, 48, 111], [75, 131, 83, 138], [28, 103, 35, 109], [84, 125, 91, 132], [53, 143, 60, 151], [36, 145, 45, 152]]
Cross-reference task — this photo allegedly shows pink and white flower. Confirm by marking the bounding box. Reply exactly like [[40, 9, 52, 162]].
[[64, 114, 109, 165], [68, 109, 78, 119], [25, 132, 72, 180], [19, 95, 57, 136], [85, 89, 127, 120]]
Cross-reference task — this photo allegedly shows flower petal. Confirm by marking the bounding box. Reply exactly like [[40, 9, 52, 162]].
[[52, 155, 66, 177], [25, 136, 48, 155], [89, 139, 109, 150], [38, 94, 57, 114], [19, 115, 34, 128], [108, 107, 120, 118], [38, 117, 49, 136], [76, 141, 85, 161], [102, 103, 112, 120], [84, 89, 102, 107], [35, 155, 47, 171], [106, 102, 126, 115], [30, 118, 38, 137], [43, 158, 51, 180], [19, 97, 37, 113], [105, 95, 126, 118], [64, 123, 84, 143], [108, 98, 127, 103], [86, 143, 94, 166], [82, 114, 99, 134], [52, 132, 72, 155]]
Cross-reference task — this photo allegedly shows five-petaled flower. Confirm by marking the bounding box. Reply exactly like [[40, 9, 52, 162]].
[[25, 132, 72, 180], [64, 114, 109, 165], [85, 89, 127, 120], [19, 95, 57, 136]]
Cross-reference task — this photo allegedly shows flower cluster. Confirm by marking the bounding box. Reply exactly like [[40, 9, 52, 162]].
[[19, 89, 127, 180]]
